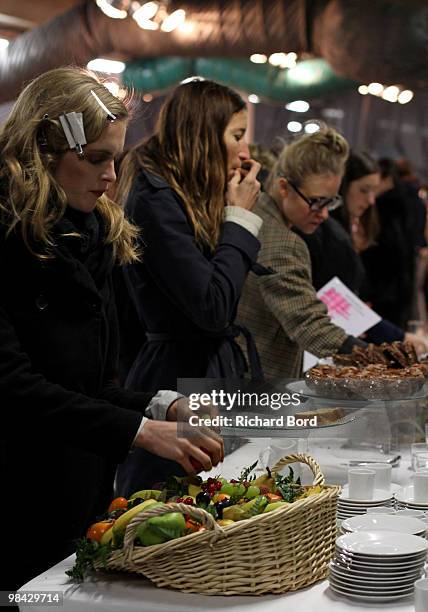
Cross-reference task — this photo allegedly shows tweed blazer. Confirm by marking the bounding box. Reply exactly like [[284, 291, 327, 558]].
[[237, 193, 347, 379]]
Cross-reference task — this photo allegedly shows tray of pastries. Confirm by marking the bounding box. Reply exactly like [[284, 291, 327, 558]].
[[306, 341, 426, 400]]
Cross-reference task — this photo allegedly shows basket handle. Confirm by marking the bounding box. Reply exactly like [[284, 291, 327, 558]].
[[271, 453, 325, 486], [122, 502, 223, 562]]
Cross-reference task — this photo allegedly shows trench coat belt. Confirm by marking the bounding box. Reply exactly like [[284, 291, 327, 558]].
[[145, 324, 264, 381]]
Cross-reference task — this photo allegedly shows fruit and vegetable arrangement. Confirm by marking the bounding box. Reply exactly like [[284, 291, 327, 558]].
[[68, 461, 323, 581]]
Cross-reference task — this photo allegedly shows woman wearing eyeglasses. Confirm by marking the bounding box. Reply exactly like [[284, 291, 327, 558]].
[[237, 126, 366, 379]]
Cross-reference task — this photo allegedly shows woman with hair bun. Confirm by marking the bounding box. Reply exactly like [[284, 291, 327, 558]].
[[0, 67, 223, 589], [237, 126, 366, 379]]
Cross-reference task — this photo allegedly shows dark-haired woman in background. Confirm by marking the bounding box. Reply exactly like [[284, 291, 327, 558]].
[[115, 79, 262, 494], [300, 152, 427, 349], [361, 158, 419, 328]]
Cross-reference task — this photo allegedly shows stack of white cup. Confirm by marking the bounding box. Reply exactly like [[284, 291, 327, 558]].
[[348, 463, 392, 499], [338, 464, 394, 519]]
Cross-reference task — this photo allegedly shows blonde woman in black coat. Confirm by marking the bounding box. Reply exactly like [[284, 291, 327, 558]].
[[0, 67, 223, 590]]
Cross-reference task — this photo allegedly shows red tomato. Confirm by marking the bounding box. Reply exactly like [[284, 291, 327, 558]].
[[86, 520, 114, 542], [108, 497, 128, 513]]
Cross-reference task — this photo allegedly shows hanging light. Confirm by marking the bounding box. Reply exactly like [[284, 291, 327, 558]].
[[367, 82, 384, 96], [95, 0, 130, 19], [161, 9, 186, 32], [285, 100, 309, 112], [250, 54, 267, 64], [133, 2, 158, 20], [382, 85, 400, 103], [304, 122, 320, 134], [95, 0, 186, 32], [132, 2, 160, 28], [87, 58, 126, 73], [279, 52, 298, 69], [104, 82, 121, 96], [287, 121, 302, 133], [269, 52, 288, 67], [248, 94, 260, 104], [398, 90, 414, 104]]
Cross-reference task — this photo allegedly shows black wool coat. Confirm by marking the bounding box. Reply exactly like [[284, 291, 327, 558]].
[[121, 169, 262, 391], [0, 214, 153, 589]]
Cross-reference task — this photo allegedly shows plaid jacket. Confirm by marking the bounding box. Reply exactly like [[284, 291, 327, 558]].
[[237, 193, 347, 379]]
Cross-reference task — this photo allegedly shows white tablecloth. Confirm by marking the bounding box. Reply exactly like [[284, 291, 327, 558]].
[[19, 555, 415, 612], [19, 439, 419, 612]]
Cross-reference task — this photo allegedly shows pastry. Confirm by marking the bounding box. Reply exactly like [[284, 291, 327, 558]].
[[295, 407, 345, 425]]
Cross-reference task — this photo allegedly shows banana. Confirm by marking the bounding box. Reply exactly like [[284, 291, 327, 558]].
[[129, 489, 163, 501], [239, 495, 268, 519], [264, 501, 288, 513], [222, 504, 246, 522], [112, 499, 159, 537], [188, 484, 202, 498], [100, 526, 114, 546]]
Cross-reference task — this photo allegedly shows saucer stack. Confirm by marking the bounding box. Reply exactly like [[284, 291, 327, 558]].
[[340, 513, 427, 538], [338, 487, 394, 520], [329, 531, 428, 602], [395, 486, 428, 512]]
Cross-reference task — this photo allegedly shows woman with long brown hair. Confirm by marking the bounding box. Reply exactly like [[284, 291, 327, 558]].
[[115, 78, 262, 494], [116, 79, 262, 388]]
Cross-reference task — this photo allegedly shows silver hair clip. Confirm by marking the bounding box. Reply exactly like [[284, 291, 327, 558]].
[[59, 112, 87, 160], [90, 90, 116, 122]]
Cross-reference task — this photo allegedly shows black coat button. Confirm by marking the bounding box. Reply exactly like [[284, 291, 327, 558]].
[[35, 294, 48, 311]]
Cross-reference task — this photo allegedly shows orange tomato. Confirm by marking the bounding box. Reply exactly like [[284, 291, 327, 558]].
[[86, 520, 114, 542], [267, 493, 283, 503], [108, 497, 128, 513], [185, 519, 201, 533]]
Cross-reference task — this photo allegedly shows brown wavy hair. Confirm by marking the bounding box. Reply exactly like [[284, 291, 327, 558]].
[[0, 66, 139, 263], [116, 79, 246, 250]]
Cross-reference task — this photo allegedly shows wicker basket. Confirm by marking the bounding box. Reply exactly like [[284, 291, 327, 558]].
[[94, 454, 340, 595]]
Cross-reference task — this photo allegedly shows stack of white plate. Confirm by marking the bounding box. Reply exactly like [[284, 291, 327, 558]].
[[338, 487, 394, 519], [330, 531, 428, 602], [341, 513, 427, 537], [395, 486, 428, 512]]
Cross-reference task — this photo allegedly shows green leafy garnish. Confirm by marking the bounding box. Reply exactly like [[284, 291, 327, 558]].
[[275, 467, 303, 503], [238, 460, 258, 483], [66, 539, 113, 582]]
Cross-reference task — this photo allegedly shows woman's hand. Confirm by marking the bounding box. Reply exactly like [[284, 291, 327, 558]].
[[405, 332, 428, 356], [166, 396, 220, 432], [135, 419, 224, 474], [226, 158, 261, 211]]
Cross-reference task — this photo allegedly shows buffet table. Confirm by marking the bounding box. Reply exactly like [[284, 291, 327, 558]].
[[18, 436, 421, 611], [18, 553, 416, 612]]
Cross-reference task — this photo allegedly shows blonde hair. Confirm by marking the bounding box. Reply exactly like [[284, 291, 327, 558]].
[[0, 66, 139, 263], [266, 125, 349, 199]]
